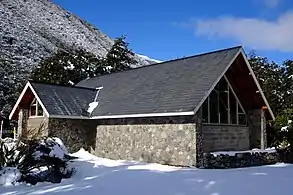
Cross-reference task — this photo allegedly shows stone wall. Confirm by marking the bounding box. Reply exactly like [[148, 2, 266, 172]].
[[202, 125, 249, 152], [95, 116, 197, 167], [202, 151, 279, 169], [48, 118, 98, 153]]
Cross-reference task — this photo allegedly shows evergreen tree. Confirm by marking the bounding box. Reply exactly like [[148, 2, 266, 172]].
[[283, 60, 293, 109], [248, 52, 293, 147], [31, 49, 104, 85], [104, 35, 137, 73], [248, 52, 286, 114], [31, 36, 137, 86]]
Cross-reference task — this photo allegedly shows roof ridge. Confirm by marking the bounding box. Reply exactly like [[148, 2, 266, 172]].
[[29, 80, 97, 91], [80, 45, 243, 81]]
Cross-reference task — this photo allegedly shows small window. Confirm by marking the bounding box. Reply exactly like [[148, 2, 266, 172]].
[[29, 98, 44, 117]]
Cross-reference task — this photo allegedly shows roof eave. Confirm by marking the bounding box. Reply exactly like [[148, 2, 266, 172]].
[[49, 111, 195, 120], [191, 47, 275, 121], [9, 81, 50, 120], [192, 47, 242, 114], [239, 49, 275, 120]]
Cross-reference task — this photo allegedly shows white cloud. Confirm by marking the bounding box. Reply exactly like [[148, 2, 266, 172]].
[[262, 0, 281, 8], [193, 11, 293, 52]]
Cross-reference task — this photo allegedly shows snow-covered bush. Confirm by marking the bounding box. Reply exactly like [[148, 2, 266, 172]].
[[0, 167, 21, 186], [278, 120, 293, 149], [0, 137, 76, 186], [0, 138, 22, 169], [271, 109, 293, 148]]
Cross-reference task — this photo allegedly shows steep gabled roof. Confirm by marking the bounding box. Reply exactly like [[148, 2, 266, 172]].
[[30, 82, 96, 117], [9, 82, 96, 119], [9, 46, 274, 120], [76, 46, 242, 117]]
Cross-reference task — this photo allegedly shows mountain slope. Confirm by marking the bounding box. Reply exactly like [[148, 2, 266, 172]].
[[0, 0, 157, 74], [0, 0, 160, 117]]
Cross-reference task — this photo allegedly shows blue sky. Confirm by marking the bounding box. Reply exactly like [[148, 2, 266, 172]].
[[53, 0, 293, 64]]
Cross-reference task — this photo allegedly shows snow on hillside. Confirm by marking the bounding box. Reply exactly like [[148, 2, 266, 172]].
[[136, 54, 163, 64], [1, 148, 292, 195], [0, 0, 158, 73]]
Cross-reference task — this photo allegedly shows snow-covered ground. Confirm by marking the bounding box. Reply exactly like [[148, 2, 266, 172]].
[[0, 148, 293, 195]]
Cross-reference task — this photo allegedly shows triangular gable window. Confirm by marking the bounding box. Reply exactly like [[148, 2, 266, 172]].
[[29, 98, 44, 117], [202, 76, 247, 125]]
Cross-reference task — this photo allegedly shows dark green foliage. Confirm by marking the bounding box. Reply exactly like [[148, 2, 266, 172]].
[[31, 49, 103, 86], [0, 141, 9, 169], [286, 121, 293, 149], [248, 52, 293, 147], [0, 136, 76, 185], [248, 53, 286, 115], [104, 35, 137, 73], [31, 35, 137, 86], [282, 60, 293, 109]]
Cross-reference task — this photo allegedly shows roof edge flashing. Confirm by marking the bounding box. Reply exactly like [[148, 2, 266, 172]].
[[9, 81, 50, 120], [49, 111, 195, 120]]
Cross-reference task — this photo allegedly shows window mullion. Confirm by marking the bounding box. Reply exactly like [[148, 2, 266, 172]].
[[208, 96, 210, 123], [227, 83, 230, 124], [224, 75, 246, 114], [236, 101, 239, 124], [36, 100, 38, 116], [217, 91, 220, 124]]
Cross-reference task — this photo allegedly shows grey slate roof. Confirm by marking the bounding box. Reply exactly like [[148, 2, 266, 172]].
[[30, 82, 96, 116], [75, 46, 242, 117]]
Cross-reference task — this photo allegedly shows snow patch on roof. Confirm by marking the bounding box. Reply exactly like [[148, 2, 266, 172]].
[[87, 102, 99, 114]]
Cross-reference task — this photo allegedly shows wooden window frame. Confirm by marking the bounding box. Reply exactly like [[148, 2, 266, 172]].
[[203, 75, 247, 125], [29, 98, 44, 118]]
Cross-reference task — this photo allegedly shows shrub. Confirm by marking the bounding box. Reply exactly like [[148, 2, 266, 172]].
[[269, 109, 293, 148], [0, 136, 76, 185]]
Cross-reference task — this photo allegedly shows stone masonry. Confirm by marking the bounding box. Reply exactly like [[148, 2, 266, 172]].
[[48, 118, 98, 153], [17, 108, 267, 168], [95, 116, 197, 167], [195, 109, 204, 167], [202, 151, 279, 169]]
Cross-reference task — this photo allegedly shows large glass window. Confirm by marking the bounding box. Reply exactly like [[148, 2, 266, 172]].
[[29, 98, 44, 117], [202, 76, 247, 125], [210, 90, 219, 123], [229, 89, 237, 124]]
